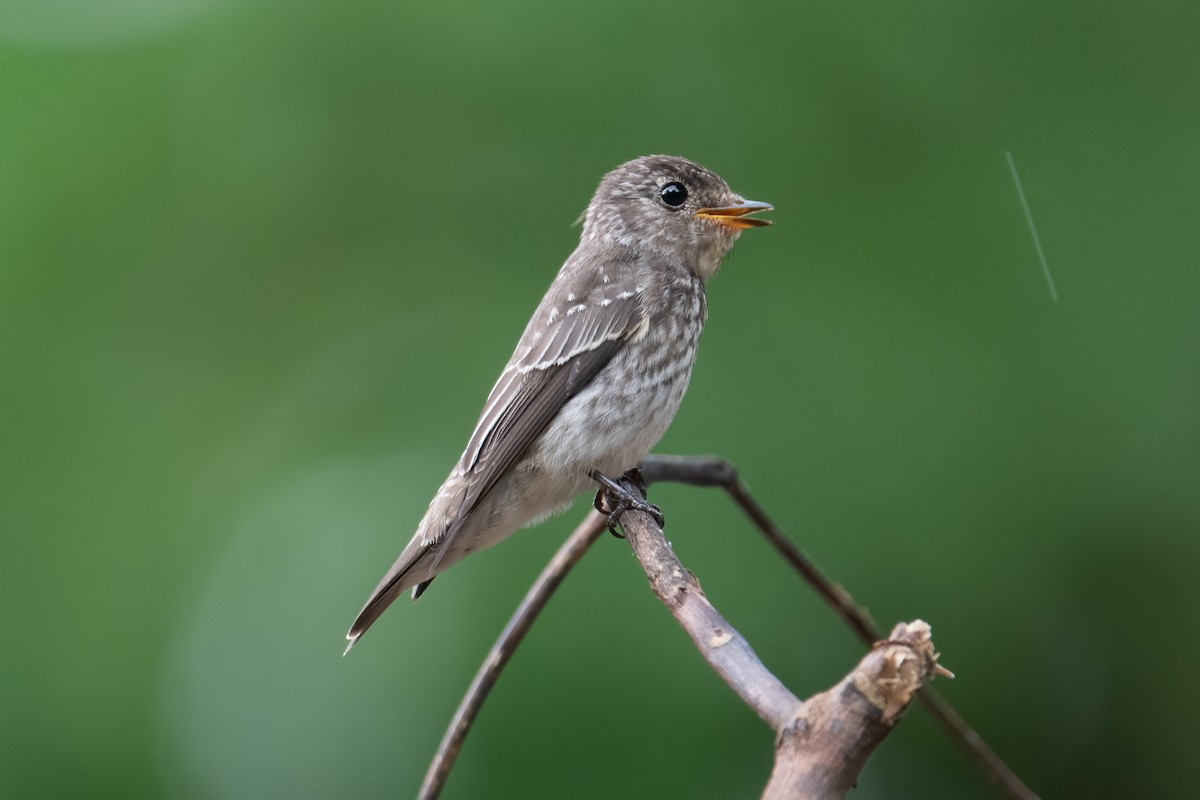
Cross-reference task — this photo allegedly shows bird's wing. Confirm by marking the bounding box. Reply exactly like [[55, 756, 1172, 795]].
[[455, 258, 643, 513], [346, 252, 642, 647]]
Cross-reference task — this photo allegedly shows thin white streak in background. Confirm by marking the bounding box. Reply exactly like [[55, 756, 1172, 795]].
[[1006, 151, 1060, 303]]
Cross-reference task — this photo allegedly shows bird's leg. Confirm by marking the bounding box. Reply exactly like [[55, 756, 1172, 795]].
[[590, 482, 624, 538], [590, 467, 665, 537]]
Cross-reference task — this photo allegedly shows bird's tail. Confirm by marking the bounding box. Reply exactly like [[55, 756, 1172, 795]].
[[343, 543, 427, 655], [343, 472, 472, 653]]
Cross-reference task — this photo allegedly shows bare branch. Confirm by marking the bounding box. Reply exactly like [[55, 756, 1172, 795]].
[[763, 622, 942, 800], [638, 455, 1039, 800], [608, 489, 941, 798], [639, 455, 878, 641], [611, 500, 801, 729], [419, 455, 1038, 800], [417, 512, 607, 800]]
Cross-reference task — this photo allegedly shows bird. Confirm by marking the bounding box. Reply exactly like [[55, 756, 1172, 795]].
[[345, 155, 771, 652]]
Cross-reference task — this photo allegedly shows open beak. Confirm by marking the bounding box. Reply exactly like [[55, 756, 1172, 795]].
[[695, 199, 773, 230]]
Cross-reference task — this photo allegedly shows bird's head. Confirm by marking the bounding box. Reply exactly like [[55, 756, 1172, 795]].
[[581, 155, 772, 278]]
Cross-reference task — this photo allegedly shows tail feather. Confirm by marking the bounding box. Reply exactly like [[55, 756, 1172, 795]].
[[412, 577, 435, 600], [344, 541, 431, 654], [344, 474, 474, 653]]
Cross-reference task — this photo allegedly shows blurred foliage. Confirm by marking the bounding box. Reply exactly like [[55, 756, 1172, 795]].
[[2, 1, 1197, 798]]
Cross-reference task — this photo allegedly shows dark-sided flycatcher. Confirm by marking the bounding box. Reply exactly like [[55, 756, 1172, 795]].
[[346, 155, 771, 651]]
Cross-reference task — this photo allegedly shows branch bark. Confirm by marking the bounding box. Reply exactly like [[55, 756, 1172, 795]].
[[765, 622, 939, 799], [611, 492, 940, 799], [614, 499, 801, 729], [636, 456, 1037, 800]]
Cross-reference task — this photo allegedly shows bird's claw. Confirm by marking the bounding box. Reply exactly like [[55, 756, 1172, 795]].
[[591, 467, 664, 537], [591, 487, 625, 537]]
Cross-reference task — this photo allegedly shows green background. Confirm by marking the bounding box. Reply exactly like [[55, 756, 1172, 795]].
[[3, 1, 1196, 797]]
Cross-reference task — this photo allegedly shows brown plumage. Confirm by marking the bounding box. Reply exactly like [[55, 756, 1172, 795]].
[[345, 155, 771, 652]]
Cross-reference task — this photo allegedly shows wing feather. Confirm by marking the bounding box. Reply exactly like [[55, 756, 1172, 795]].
[[453, 262, 641, 527], [346, 254, 642, 646]]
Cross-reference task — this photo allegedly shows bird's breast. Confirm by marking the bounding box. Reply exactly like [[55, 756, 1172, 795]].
[[529, 273, 707, 480]]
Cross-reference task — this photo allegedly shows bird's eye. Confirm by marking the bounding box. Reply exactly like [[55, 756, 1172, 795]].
[[660, 181, 688, 207]]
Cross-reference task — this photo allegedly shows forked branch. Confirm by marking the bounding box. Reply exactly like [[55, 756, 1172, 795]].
[[637, 455, 1037, 800], [416, 455, 1038, 800]]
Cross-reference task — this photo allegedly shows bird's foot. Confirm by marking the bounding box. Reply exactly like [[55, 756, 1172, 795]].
[[591, 485, 626, 538], [590, 467, 664, 538]]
